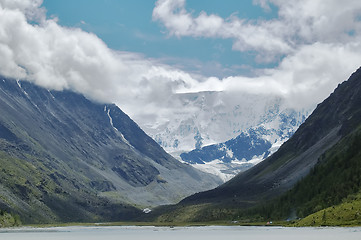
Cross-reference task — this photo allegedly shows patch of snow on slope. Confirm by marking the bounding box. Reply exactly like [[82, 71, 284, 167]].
[[16, 79, 30, 98], [192, 154, 265, 182], [105, 106, 132, 148], [16, 79, 41, 111]]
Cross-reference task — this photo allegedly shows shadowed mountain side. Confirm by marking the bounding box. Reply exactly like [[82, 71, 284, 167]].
[[0, 77, 221, 223]]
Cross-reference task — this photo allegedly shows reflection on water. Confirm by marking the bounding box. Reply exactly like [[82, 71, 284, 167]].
[[1, 226, 361, 240]]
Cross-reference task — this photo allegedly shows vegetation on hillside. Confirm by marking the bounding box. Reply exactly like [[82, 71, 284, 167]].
[[0, 209, 21, 227], [150, 125, 361, 225], [295, 192, 361, 226], [0, 145, 140, 224], [251, 125, 361, 221]]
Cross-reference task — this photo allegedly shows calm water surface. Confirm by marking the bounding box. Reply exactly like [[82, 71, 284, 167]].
[[0, 225, 360, 240]]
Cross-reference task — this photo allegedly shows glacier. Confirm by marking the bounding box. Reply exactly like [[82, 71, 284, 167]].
[[136, 91, 311, 181]]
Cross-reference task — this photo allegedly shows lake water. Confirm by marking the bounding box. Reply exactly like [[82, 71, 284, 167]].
[[0, 225, 360, 240]]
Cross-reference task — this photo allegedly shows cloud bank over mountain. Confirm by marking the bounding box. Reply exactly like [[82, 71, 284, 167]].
[[0, 0, 361, 124]]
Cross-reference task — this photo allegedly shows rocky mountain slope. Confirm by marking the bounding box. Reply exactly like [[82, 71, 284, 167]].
[[0, 77, 221, 223], [149, 67, 361, 223]]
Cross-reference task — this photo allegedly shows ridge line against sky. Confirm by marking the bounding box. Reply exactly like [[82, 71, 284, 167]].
[[0, 0, 361, 123]]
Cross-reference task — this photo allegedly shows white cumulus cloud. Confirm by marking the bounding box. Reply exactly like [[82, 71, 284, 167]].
[[0, 0, 207, 118], [152, 0, 361, 107], [0, 0, 360, 130], [153, 0, 361, 61]]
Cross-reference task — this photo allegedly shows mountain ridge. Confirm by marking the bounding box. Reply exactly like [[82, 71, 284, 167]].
[[0, 77, 221, 223]]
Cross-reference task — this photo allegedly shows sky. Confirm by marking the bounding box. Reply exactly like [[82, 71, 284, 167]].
[[1, 0, 361, 124], [42, 0, 278, 78]]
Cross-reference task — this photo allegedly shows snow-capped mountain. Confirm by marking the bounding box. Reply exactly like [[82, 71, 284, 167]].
[[181, 109, 308, 181], [138, 91, 311, 181]]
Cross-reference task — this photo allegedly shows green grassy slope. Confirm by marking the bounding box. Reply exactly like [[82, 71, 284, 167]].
[[295, 193, 361, 226], [0, 210, 20, 227]]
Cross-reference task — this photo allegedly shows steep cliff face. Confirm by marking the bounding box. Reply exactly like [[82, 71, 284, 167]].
[[0, 77, 221, 223]]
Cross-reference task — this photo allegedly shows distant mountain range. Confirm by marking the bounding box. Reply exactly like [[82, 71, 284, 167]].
[[0, 77, 221, 224], [140, 91, 309, 181], [149, 67, 361, 224], [180, 109, 308, 181]]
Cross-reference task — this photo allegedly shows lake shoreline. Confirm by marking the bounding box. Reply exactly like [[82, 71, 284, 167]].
[[10, 219, 361, 229], [1, 225, 361, 240]]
